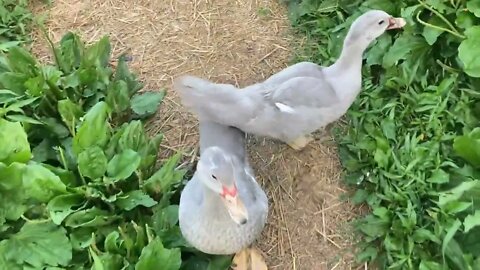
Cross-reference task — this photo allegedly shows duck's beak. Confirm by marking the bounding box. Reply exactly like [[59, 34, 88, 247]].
[[220, 185, 248, 225], [387, 17, 406, 30]]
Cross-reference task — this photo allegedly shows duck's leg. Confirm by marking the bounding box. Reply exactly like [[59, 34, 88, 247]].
[[232, 247, 268, 270], [286, 134, 314, 150]]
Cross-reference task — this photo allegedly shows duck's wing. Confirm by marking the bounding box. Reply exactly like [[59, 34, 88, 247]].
[[174, 75, 261, 127], [269, 76, 339, 113], [263, 62, 324, 85]]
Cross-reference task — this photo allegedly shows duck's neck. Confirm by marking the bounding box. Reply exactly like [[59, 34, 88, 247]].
[[334, 41, 365, 71], [324, 36, 368, 102]]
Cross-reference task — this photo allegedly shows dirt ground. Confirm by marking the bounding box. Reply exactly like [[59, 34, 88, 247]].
[[32, 0, 362, 269]]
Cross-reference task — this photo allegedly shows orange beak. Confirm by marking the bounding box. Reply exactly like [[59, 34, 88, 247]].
[[220, 185, 248, 225], [387, 17, 406, 30]]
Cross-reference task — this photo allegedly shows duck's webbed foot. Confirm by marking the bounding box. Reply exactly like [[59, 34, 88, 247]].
[[286, 134, 314, 150], [232, 247, 268, 270]]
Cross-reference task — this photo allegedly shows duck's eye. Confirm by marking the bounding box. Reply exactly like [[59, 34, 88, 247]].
[[211, 174, 217, 180], [378, 20, 385, 25]]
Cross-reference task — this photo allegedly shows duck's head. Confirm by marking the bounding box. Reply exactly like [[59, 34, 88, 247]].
[[197, 146, 248, 225], [345, 10, 406, 47]]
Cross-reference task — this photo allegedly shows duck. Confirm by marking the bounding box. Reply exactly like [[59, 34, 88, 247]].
[[178, 120, 268, 264], [173, 10, 406, 150]]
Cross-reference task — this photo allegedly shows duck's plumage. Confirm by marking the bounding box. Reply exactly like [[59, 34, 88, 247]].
[[174, 10, 405, 145], [178, 121, 268, 255]]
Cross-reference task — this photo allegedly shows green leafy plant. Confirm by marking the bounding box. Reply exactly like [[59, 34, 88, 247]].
[[0, 0, 35, 50], [286, 0, 480, 268], [0, 33, 231, 269]]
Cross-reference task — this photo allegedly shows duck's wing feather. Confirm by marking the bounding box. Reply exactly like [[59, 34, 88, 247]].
[[270, 76, 339, 111], [263, 62, 325, 85]]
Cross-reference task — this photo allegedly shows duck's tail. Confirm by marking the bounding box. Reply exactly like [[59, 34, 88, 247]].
[[173, 75, 258, 127]]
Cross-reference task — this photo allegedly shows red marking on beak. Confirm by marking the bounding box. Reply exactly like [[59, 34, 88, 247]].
[[221, 184, 237, 198], [388, 18, 396, 28]]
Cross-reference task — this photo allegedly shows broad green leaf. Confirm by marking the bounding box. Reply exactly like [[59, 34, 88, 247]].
[[89, 247, 105, 270], [0, 41, 21, 52], [73, 101, 111, 155], [357, 214, 389, 238], [78, 146, 108, 179], [115, 190, 157, 211], [144, 153, 184, 194], [22, 163, 67, 202], [383, 35, 426, 68], [0, 119, 31, 165], [70, 228, 95, 250], [438, 180, 479, 207], [464, 211, 480, 233], [444, 238, 470, 270], [107, 149, 141, 181], [3, 96, 39, 114], [47, 193, 85, 225], [2, 222, 72, 268], [5, 114, 42, 124], [42, 65, 64, 87], [413, 228, 440, 244], [92, 252, 124, 270], [6, 46, 37, 75], [116, 121, 162, 170], [106, 80, 130, 113], [0, 72, 29, 94], [130, 91, 165, 117], [422, 16, 445, 45], [114, 54, 143, 94], [442, 219, 462, 258], [0, 162, 27, 222], [467, 0, 480, 17], [444, 201, 472, 214], [24, 75, 44, 96], [419, 260, 442, 270], [42, 117, 70, 139], [427, 169, 450, 184], [351, 189, 369, 204], [58, 99, 84, 134], [59, 32, 84, 72], [181, 257, 209, 270], [361, 0, 395, 13], [356, 246, 378, 263], [117, 121, 147, 152], [456, 11, 476, 29], [104, 231, 120, 253], [380, 118, 395, 140], [64, 207, 120, 228], [207, 256, 232, 270], [459, 26, 480, 77], [0, 242, 22, 270], [153, 205, 179, 232], [453, 128, 480, 167], [135, 237, 181, 270], [83, 36, 111, 68]]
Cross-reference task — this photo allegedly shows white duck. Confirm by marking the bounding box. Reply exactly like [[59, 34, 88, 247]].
[[174, 10, 406, 150], [178, 120, 268, 263]]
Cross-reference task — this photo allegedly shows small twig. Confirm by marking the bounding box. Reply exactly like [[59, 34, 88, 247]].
[[322, 203, 327, 243], [315, 228, 342, 249], [330, 261, 341, 270], [257, 47, 279, 63]]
